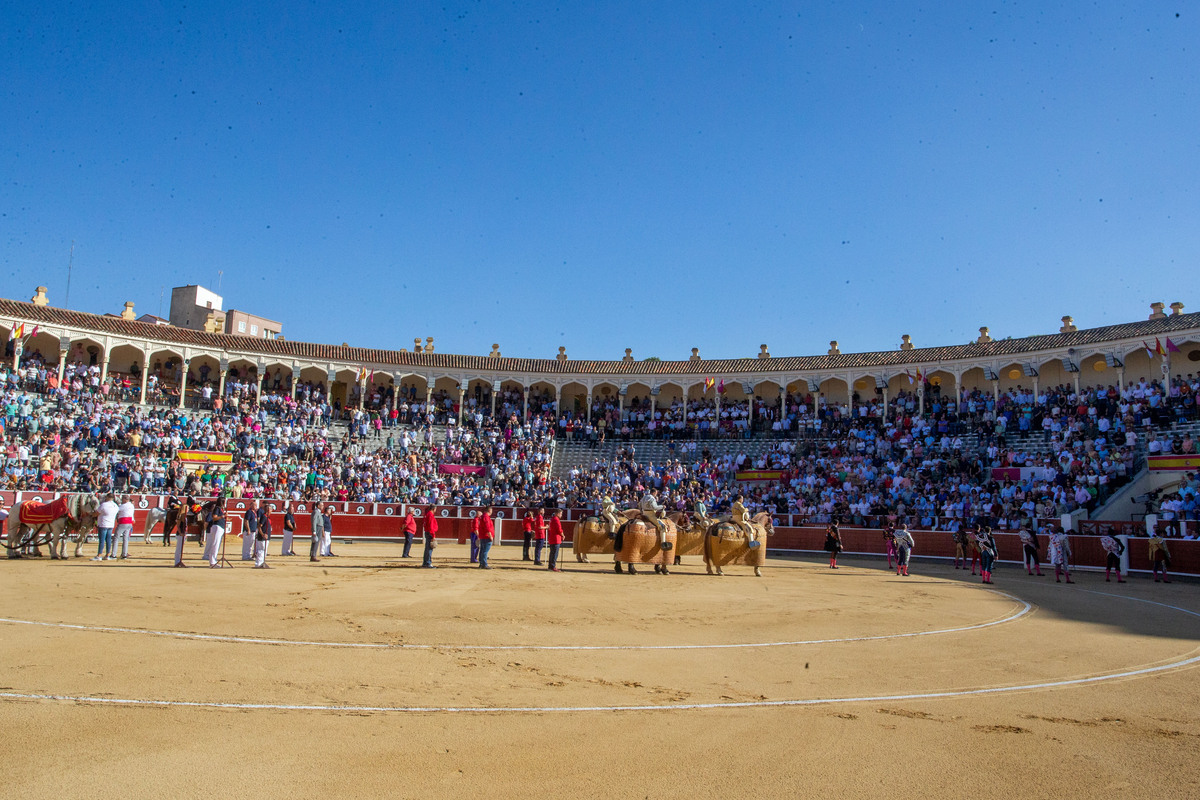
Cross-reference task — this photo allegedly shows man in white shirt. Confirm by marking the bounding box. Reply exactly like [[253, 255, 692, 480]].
[[93, 495, 119, 561], [113, 496, 136, 559]]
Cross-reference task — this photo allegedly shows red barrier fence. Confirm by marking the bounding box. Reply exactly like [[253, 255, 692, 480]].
[[3, 491, 1197, 576]]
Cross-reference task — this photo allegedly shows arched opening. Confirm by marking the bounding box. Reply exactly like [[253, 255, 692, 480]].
[[262, 361, 294, 397], [392, 374, 429, 424], [527, 380, 557, 422], [491, 380, 525, 422], [20, 330, 62, 369], [145, 348, 185, 406], [66, 337, 105, 370], [332, 368, 361, 414], [753, 379, 786, 435], [559, 381, 588, 420], [996, 362, 1031, 396], [462, 377, 493, 423], [106, 343, 146, 403], [295, 366, 330, 409], [622, 381, 652, 438], [591, 381, 620, 435]]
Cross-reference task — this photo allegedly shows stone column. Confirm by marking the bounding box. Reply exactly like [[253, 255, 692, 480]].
[[586, 389, 592, 423], [523, 385, 530, 422], [882, 387, 889, 424], [779, 383, 786, 431], [290, 364, 298, 400], [139, 357, 149, 405], [218, 359, 229, 398], [457, 386, 465, 425], [178, 358, 190, 409], [490, 385, 498, 418], [846, 376, 854, 418], [992, 379, 999, 404], [57, 348, 68, 384]]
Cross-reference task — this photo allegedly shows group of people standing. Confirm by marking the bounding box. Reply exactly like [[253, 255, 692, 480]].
[[90, 494, 136, 560], [394, 505, 564, 571], [820, 518, 1172, 586]]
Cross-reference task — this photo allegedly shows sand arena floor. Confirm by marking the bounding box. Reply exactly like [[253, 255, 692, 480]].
[[2, 539, 1199, 799]]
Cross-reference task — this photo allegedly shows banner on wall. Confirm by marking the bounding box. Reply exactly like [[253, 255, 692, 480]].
[[1148, 455, 1200, 472], [735, 470, 789, 483], [178, 450, 234, 466], [439, 464, 485, 476], [991, 466, 1057, 482]]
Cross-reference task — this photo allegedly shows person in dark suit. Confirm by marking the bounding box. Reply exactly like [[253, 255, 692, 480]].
[[242, 501, 259, 561], [309, 502, 325, 562], [253, 504, 272, 568], [281, 501, 296, 556]]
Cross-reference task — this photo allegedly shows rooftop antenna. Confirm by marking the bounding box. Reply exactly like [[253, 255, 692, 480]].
[[64, 241, 75, 308]]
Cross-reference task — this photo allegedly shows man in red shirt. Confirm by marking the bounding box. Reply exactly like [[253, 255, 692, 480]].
[[522, 508, 535, 561], [476, 505, 495, 569], [469, 510, 482, 564], [421, 507, 438, 568], [547, 508, 564, 572], [401, 508, 417, 558], [533, 509, 547, 565]]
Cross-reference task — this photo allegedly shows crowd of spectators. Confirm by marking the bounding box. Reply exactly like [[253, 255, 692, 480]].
[[3, 349, 1200, 537]]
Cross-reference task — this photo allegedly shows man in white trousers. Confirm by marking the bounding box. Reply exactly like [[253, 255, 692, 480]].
[[114, 496, 136, 559], [253, 503, 271, 569], [280, 501, 296, 556], [202, 502, 228, 568], [321, 504, 334, 557], [241, 500, 258, 561]]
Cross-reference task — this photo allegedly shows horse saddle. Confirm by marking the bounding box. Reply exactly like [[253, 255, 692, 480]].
[[20, 498, 71, 525]]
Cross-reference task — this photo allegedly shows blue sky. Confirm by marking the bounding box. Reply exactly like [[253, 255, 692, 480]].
[[3, 2, 1197, 360]]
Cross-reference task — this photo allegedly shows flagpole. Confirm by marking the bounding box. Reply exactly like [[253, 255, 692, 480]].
[[64, 241, 74, 309]]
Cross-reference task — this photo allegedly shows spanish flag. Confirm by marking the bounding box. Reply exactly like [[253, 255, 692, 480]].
[[10, 322, 24, 339], [914, 367, 924, 384], [1155, 338, 1166, 357], [704, 377, 715, 391]]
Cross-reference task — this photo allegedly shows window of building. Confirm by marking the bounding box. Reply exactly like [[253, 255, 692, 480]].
[[250, 324, 258, 335], [238, 321, 246, 333]]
